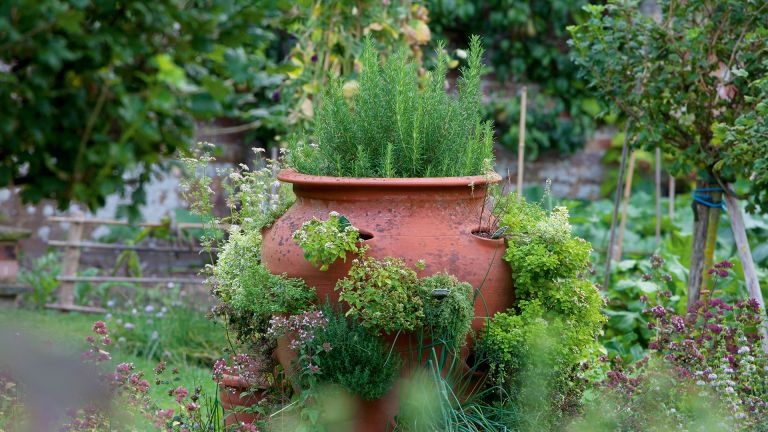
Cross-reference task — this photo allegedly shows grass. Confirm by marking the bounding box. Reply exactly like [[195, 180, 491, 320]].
[[0, 308, 218, 411]]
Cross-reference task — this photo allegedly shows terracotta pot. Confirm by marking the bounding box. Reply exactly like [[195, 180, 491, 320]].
[[217, 371, 266, 427], [353, 391, 399, 432], [261, 169, 514, 332]]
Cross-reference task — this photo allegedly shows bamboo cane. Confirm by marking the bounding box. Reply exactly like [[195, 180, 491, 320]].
[[614, 151, 637, 261], [516, 86, 527, 200], [603, 121, 633, 290]]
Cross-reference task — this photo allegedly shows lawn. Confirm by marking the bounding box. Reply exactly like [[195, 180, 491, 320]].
[[0, 308, 219, 411]]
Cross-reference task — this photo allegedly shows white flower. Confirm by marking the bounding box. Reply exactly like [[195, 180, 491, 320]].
[[708, 373, 717, 380], [150, 331, 159, 340], [696, 380, 706, 386], [329, 211, 340, 217], [737, 346, 750, 354], [455, 49, 467, 59]]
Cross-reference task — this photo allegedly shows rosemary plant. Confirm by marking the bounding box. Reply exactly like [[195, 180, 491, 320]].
[[288, 36, 494, 178]]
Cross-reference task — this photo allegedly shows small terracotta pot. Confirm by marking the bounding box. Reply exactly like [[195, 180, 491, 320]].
[[261, 169, 514, 332], [217, 371, 266, 427]]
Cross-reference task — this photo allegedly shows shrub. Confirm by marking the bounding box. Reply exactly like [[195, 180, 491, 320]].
[[418, 273, 474, 348], [287, 36, 494, 178], [568, 1, 768, 214], [336, 256, 424, 334], [292, 212, 361, 271], [308, 307, 400, 401], [2, 1, 286, 214]]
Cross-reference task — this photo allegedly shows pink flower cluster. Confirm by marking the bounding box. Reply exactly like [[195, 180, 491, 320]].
[[267, 310, 328, 351]]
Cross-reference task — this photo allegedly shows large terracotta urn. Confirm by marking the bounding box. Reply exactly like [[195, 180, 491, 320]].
[[261, 169, 513, 331]]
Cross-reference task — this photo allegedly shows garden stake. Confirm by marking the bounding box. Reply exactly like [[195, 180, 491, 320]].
[[668, 175, 675, 219], [654, 146, 661, 248], [55, 213, 84, 309], [603, 121, 632, 290], [614, 150, 636, 262], [724, 191, 768, 354], [516, 86, 527, 200]]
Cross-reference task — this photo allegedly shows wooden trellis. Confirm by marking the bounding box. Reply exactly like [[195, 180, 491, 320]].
[[44, 215, 222, 313]]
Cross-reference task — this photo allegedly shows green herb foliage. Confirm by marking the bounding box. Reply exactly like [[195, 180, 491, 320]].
[[336, 256, 424, 334], [418, 273, 474, 348], [309, 306, 400, 401], [502, 205, 593, 291], [213, 226, 315, 324], [287, 36, 494, 178], [480, 196, 605, 428], [292, 212, 360, 271]]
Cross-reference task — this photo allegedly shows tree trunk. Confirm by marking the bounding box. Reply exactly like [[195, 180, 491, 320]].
[[687, 196, 710, 310], [654, 147, 662, 248], [724, 192, 768, 354], [701, 190, 722, 302]]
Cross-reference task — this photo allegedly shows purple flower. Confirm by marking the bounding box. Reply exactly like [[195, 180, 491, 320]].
[[271, 90, 281, 102], [747, 298, 760, 312], [706, 323, 723, 334], [311, 54, 318, 63], [92, 321, 108, 335], [174, 386, 188, 403], [212, 359, 226, 380], [651, 305, 667, 318], [117, 362, 133, 373], [714, 260, 733, 269], [670, 316, 685, 332], [307, 364, 320, 374]]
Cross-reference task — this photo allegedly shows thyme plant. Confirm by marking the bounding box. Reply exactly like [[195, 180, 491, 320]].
[[287, 36, 494, 178], [418, 273, 474, 349]]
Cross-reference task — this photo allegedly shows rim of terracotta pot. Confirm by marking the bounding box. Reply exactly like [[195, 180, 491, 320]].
[[277, 169, 502, 188]]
